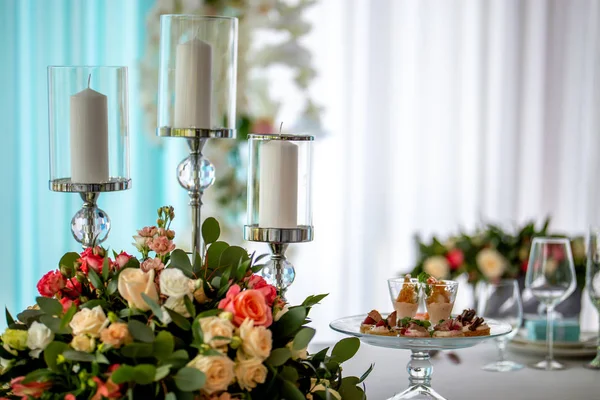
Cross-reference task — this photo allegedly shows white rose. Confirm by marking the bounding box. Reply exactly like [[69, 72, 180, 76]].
[[160, 307, 172, 325], [160, 269, 192, 297], [239, 319, 272, 360], [26, 322, 54, 358], [286, 341, 308, 360], [69, 306, 108, 337], [423, 256, 450, 279], [187, 355, 235, 394], [118, 268, 159, 311], [164, 294, 192, 318], [234, 356, 267, 391], [199, 316, 234, 348], [71, 334, 96, 353], [307, 379, 341, 400], [476, 248, 507, 279], [274, 305, 289, 322]]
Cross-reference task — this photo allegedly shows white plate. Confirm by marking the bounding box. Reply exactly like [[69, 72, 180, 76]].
[[509, 331, 598, 358], [329, 315, 512, 351]]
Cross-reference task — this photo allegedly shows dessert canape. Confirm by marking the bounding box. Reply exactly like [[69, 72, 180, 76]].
[[397, 317, 431, 338], [370, 311, 397, 336], [432, 318, 464, 338], [392, 274, 419, 319], [360, 310, 382, 333], [456, 309, 490, 337], [421, 275, 457, 324]]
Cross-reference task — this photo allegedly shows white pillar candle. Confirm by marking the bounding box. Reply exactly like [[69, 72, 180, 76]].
[[174, 38, 213, 128], [70, 87, 109, 183], [258, 140, 299, 228]]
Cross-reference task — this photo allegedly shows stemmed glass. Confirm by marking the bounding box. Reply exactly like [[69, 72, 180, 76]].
[[525, 237, 577, 370], [584, 228, 600, 369], [477, 280, 524, 372]]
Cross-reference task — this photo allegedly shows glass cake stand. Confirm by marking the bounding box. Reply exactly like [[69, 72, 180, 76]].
[[330, 315, 512, 400]]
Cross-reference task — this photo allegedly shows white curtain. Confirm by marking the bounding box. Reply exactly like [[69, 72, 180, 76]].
[[272, 0, 600, 342]]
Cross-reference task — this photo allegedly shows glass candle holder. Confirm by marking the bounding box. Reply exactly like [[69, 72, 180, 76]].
[[246, 134, 314, 230], [47, 66, 130, 247], [157, 15, 238, 137]]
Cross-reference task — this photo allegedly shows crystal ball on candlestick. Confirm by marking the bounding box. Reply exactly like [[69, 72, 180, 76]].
[[260, 258, 295, 291], [71, 207, 110, 246], [177, 155, 215, 191]]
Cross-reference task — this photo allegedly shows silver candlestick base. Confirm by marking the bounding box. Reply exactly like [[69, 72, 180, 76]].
[[244, 225, 314, 298], [161, 127, 235, 259], [50, 177, 131, 248]]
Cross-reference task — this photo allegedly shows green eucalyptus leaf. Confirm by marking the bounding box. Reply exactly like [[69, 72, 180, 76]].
[[128, 320, 154, 343], [331, 337, 360, 364], [206, 241, 229, 269], [80, 300, 109, 310], [17, 309, 44, 325], [279, 365, 299, 382], [102, 257, 110, 281], [40, 315, 72, 334], [121, 343, 154, 359], [293, 327, 316, 351], [111, 365, 135, 384], [59, 252, 80, 276], [107, 279, 118, 295], [274, 306, 307, 338], [310, 347, 329, 365], [119, 308, 145, 318], [301, 294, 329, 308], [338, 376, 365, 400], [63, 350, 96, 362], [60, 304, 78, 330], [219, 246, 249, 269], [155, 364, 171, 381], [44, 341, 69, 371], [202, 217, 221, 244], [266, 347, 291, 367], [36, 297, 63, 316], [5, 307, 15, 326], [141, 293, 163, 320], [22, 369, 54, 384], [280, 378, 306, 400], [183, 295, 196, 318], [165, 349, 190, 370], [170, 249, 193, 278], [153, 331, 175, 361], [87, 268, 103, 290], [174, 367, 206, 392], [132, 364, 156, 385], [165, 308, 191, 331]]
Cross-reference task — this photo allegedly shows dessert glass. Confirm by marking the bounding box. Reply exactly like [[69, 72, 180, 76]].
[[424, 280, 458, 324], [388, 277, 420, 321]]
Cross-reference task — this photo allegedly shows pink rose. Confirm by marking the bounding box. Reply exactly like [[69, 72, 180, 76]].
[[140, 258, 165, 272], [218, 285, 273, 327], [114, 251, 133, 269], [137, 226, 157, 238], [37, 270, 66, 297], [148, 236, 176, 256], [445, 249, 464, 270], [65, 395, 76, 400], [79, 247, 106, 274], [10, 376, 52, 398], [60, 297, 80, 313], [247, 275, 277, 307], [250, 118, 274, 134], [62, 277, 83, 299]]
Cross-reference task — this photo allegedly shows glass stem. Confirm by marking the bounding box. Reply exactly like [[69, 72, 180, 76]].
[[546, 304, 555, 365], [497, 339, 507, 363]]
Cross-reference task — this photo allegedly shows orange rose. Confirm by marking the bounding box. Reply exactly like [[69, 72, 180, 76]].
[[218, 285, 272, 327]]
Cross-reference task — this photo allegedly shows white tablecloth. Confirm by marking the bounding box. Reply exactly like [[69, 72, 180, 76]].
[[310, 341, 599, 400]]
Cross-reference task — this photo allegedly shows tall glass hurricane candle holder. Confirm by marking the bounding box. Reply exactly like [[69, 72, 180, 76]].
[[157, 15, 238, 259], [244, 134, 314, 298], [48, 66, 130, 248]]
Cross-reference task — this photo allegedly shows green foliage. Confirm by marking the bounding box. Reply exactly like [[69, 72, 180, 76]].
[[202, 217, 221, 244]]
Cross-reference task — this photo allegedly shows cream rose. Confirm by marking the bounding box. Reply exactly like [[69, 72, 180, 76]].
[[199, 316, 234, 348], [71, 335, 95, 353], [239, 318, 272, 360], [69, 306, 108, 337], [423, 256, 450, 279], [26, 322, 54, 358], [476, 248, 507, 279], [187, 355, 235, 394], [118, 268, 159, 311], [100, 322, 133, 348], [234, 356, 267, 391], [164, 295, 192, 318], [159, 268, 192, 297]]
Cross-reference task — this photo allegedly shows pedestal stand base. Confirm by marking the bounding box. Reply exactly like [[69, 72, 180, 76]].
[[387, 351, 447, 400], [389, 385, 447, 400]]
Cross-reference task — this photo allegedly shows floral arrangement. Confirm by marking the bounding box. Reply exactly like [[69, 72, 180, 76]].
[[0, 207, 369, 399], [141, 0, 323, 226], [410, 219, 587, 287]]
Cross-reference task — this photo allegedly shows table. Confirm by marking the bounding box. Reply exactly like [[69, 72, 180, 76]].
[[310, 341, 599, 400]]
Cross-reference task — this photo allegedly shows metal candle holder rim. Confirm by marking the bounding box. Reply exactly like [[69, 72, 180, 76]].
[[243, 226, 314, 243], [160, 14, 238, 21], [50, 177, 131, 193], [248, 133, 314, 141], [157, 127, 236, 139]]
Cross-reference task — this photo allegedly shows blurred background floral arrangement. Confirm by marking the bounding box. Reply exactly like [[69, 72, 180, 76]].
[[410, 219, 587, 315]]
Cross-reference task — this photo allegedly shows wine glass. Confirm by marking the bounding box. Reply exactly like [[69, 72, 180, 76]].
[[584, 228, 600, 369], [525, 237, 577, 370], [477, 280, 524, 372]]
